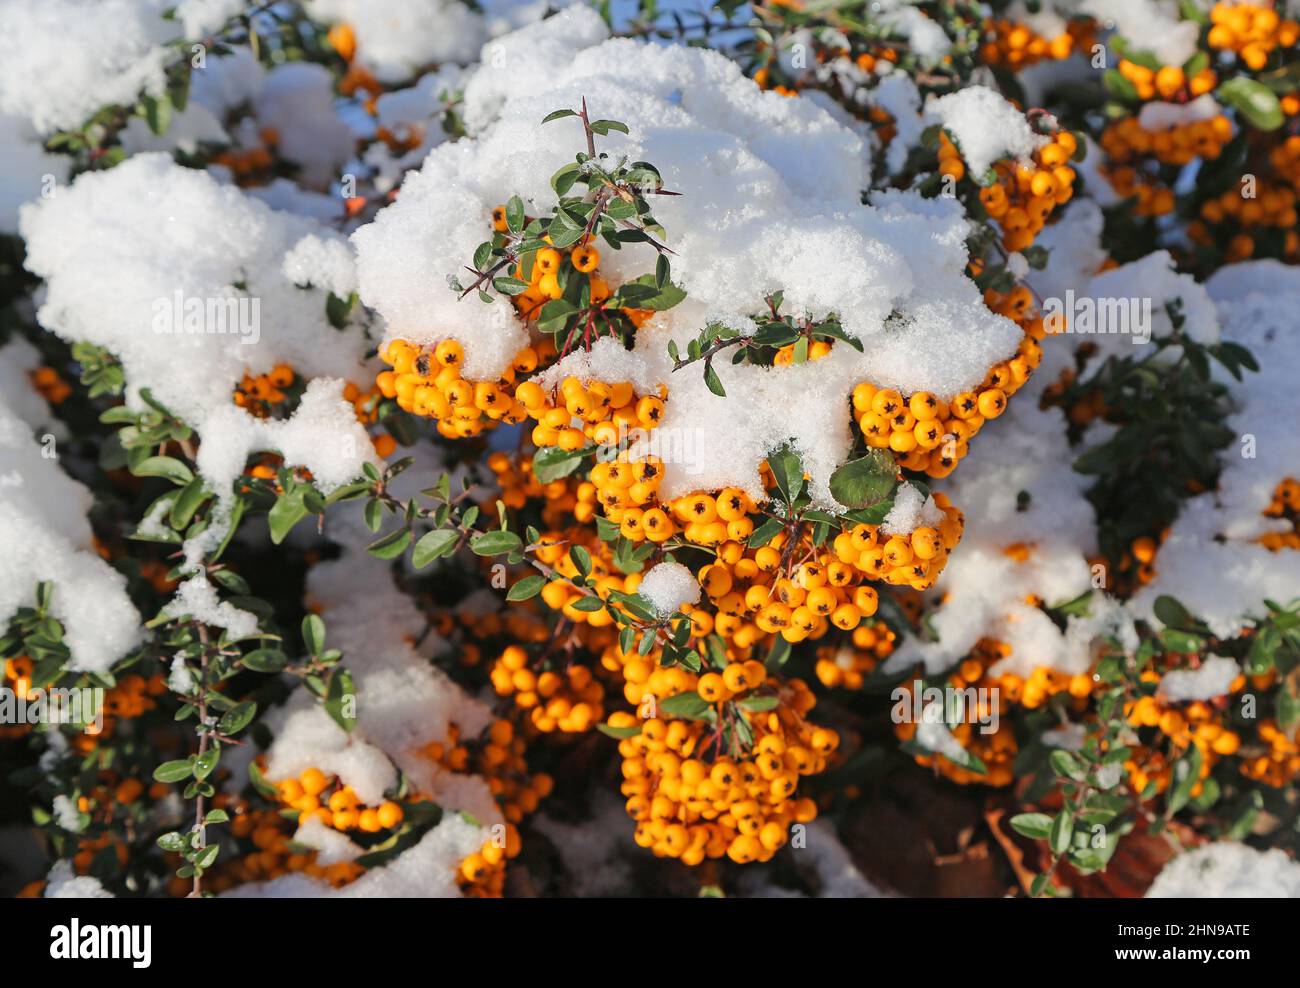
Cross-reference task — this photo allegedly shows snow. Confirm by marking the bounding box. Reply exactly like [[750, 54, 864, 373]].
[[355, 17, 1023, 508], [638, 561, 701, 616], [303, 0, 490, 81], [162, 574, 259, 641], [880, 483, 944, 536], [226, 811, 486, 897], [44, 860, 113, 898], [929, 86, 1047, 177], [1158, 657, 1240, 703], [0, 0, 175, 134], [0, 397, 142, 673], [1081, 0, 1201, 68], [20, 154, 379, 566], [253, 63, 355, 190], [1132, 276, 1300, 636], [1147, 843, 1300, 898], [886, 401, 1118, 676], [0, 115, 68, 233], [1138, 95, 1222, 132]]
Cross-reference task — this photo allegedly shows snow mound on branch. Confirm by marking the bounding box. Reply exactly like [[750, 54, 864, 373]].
[[1081, 0, 1201, 69], [929, 87, 1047, 177], [262, 546, 495, 817], [1132, 276, 1300, 636], [20, 154, 378, 561], [1158, 656, 1240, 702], [887, 401, 1126, 676], [1147, 843, 1300, 898], [355, 13, 1022, 507], [304, 0, 548, 82], [0, 0, 176, 134], [639, 562, 700, 616], [44, 860, 114, 898], [0, 398, 142, 673], [226, 811, 486, 897]]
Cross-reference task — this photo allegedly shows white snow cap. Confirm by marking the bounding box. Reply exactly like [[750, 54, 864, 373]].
[[1158, 657, 1240, 703], [1081, 0, 1201, 69], [354, 12, 1022, 507], [20, 154, 379, 562], [0, 0, 178, 134], [1132, 271, 1300, 636], [0, 398, 142, 673], [638, 561, 701, 616], [1147, 843, 1300, 898], [929, 86, 1048, 177], [303, 0, 493, 81]]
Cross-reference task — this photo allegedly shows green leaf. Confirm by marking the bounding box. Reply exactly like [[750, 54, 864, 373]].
[[1152, 595, 1193, 630], [1217, 77, 1284, 131], [588, 119, 629, 136], [659, 692, 714, 721], [766, 446, 804, 504], [828, 450, 897, 510], [1009, 812, 1053, 840], [542, 108, 578, 123], [505, 195, 526, 233], [326, 668, 357, 733], [533, 444, 589, 483], [507, 575, 546, 601], [169, 479, 210, 529], [1049, 749, 1086, 781], [302, 614, 326, 656], [367, 527, 413, 560], [242, 647, 287, 673], [1049, 810, 1073, 855], [703, 362, 725, 397], [218, 701, 257, 736], [412, 528, 459, 568], [133, 456, 193, 485], [737, 695, 779, 712], [612, 273, 686, 311], [192, 746, 220, 781], [597, 722, 642, 739], [1166, 744, 1202, 816], [470, 530, 522, 556], [268, 489, 309, 545], [153, 760, 193, 783]]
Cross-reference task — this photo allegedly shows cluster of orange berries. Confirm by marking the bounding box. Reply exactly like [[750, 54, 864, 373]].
[[519, 374, 663, 453], [1101, 113, 1232, 168], [1206, 3, 1299, 69], [212, 128, 278, 185], [812, 622, 896, 689], [1193, 180, 1300, 260], [1103, 165, 1177, 217], [978, 17, 1094, 68], [272, 766, 406, 834], [485, 450, 590, 527], [233, 363, 295, 416], [375, 337, 552, 439], [29, 365, 72, 405], [1114, 59, 1218, 104], [607, 681, 831, 864], [192, 799, 363, 895], [421, 721, 541, 895], [1240, 718, 1300, 787], [527, 530, 642, 628], [489, 645, 605, 733], [1256, 477, 1300, 551], [962, 130, 1077, 251], [854, 377, 1019, 480]]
